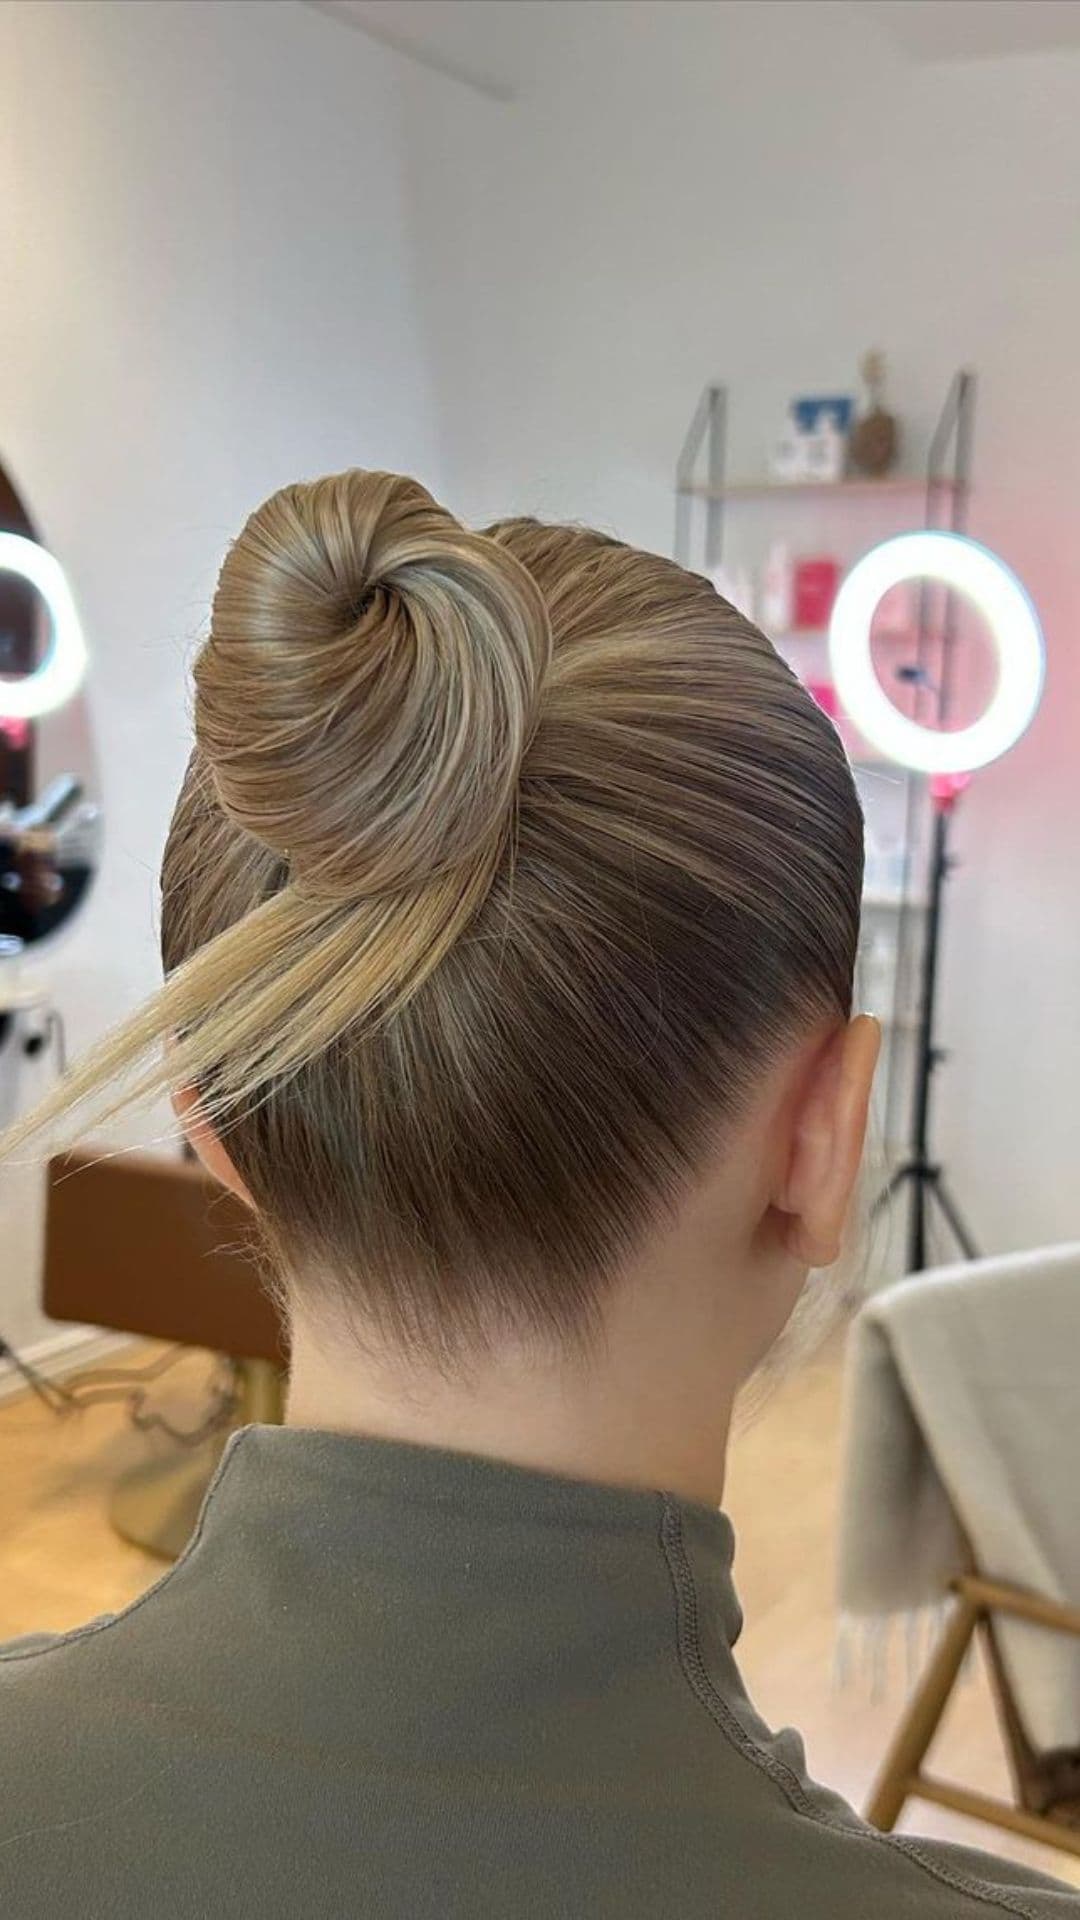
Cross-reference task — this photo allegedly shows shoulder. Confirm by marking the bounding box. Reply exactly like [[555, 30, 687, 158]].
[[715, 1687, 1080, 1915], [0, 1619, 114, 1662], [0, 1611, 124, 1764], [665, 1508, 1079, 1917]]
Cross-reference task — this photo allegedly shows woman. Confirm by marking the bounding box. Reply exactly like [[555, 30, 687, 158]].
[[1, 472, 1074, 1915]]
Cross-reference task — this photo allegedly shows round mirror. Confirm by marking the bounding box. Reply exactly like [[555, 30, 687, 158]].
[[0, 462, 102, 966]]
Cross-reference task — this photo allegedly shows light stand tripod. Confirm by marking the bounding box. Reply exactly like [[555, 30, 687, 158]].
[[868, 371, 982, 1274], [874, 782, 980, 1272]]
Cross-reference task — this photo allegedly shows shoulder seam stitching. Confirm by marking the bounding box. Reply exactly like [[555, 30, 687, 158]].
[[657, 1495, 1046, 1920]]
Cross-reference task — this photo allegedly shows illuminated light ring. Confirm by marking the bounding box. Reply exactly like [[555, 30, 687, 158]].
[[0, 533, 89, 720], [828, 531, 1045, 774]]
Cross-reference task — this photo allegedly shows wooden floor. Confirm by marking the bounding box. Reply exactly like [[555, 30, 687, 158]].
[[1, 1334, 1078, 1889]]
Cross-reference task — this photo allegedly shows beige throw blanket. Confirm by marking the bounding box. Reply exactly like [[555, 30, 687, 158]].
[[838, 1243, 1080, 1754]]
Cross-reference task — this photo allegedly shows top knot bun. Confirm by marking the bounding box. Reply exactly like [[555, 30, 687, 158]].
[[195, 470, 552, 900]]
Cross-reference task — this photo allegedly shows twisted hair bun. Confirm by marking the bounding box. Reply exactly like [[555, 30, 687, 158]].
[[196, 470, 552, 901]]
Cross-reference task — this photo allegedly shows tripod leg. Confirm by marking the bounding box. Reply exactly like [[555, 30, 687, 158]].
[[909, 1172, 927, 1274], [928, 1175, 980, 1262]]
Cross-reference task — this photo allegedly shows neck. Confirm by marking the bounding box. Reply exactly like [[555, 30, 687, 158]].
[[285, 1313, 736, 1511], [284, 1229, 797, 1509]]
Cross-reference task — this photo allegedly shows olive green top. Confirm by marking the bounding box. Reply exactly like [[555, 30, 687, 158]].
[[0, 1426, 1076, 1916]]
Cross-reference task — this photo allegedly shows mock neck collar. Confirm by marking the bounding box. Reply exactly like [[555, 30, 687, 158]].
[[193, 1422, 743, 1650], [206, 1421, 734, 1543]]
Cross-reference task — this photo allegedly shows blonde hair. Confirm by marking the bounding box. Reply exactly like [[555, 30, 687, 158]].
[[6, 471, 863, 1352]]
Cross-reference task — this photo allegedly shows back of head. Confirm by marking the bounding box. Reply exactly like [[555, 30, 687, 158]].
[[16, 471, 864, 1354]]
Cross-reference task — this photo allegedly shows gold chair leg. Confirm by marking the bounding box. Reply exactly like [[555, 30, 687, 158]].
[[110, 1358, 285, 1563], [235, 1357, 286, 1426], [865, 1591, 980, 1831]]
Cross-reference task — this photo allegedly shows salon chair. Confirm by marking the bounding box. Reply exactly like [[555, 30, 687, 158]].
[[43, 1146, 288, 1560]]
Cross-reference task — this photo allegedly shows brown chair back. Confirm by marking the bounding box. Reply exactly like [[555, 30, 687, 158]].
[[43, 1147, 287, 1366]]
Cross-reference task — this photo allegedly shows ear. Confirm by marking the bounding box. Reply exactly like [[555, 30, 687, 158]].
[[771, 1016, 880, 1268], [171, 1084, 254, 1209]]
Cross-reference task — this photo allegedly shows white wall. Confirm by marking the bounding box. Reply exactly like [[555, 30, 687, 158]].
[[407, 0, 1080, 1266], [0, 0, 461, 1352]]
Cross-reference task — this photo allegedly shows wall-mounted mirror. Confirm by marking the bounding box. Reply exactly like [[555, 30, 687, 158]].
[[0, 461, 102, 970]]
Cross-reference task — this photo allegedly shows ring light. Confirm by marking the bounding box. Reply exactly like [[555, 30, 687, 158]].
[[828, 531, 1044, 774], [0, 532, 88, 721]]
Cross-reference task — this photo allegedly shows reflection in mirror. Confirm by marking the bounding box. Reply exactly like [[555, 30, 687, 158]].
[[0, 461, 102, 964]]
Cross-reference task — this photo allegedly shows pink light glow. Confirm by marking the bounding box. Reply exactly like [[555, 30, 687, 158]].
[[929, 771, 972, 810], [806, 678, 839, 720], [0, 718, 31, 752]]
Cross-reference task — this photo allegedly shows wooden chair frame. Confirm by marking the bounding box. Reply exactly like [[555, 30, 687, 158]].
[[866, 1574, 1080, 1859]]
